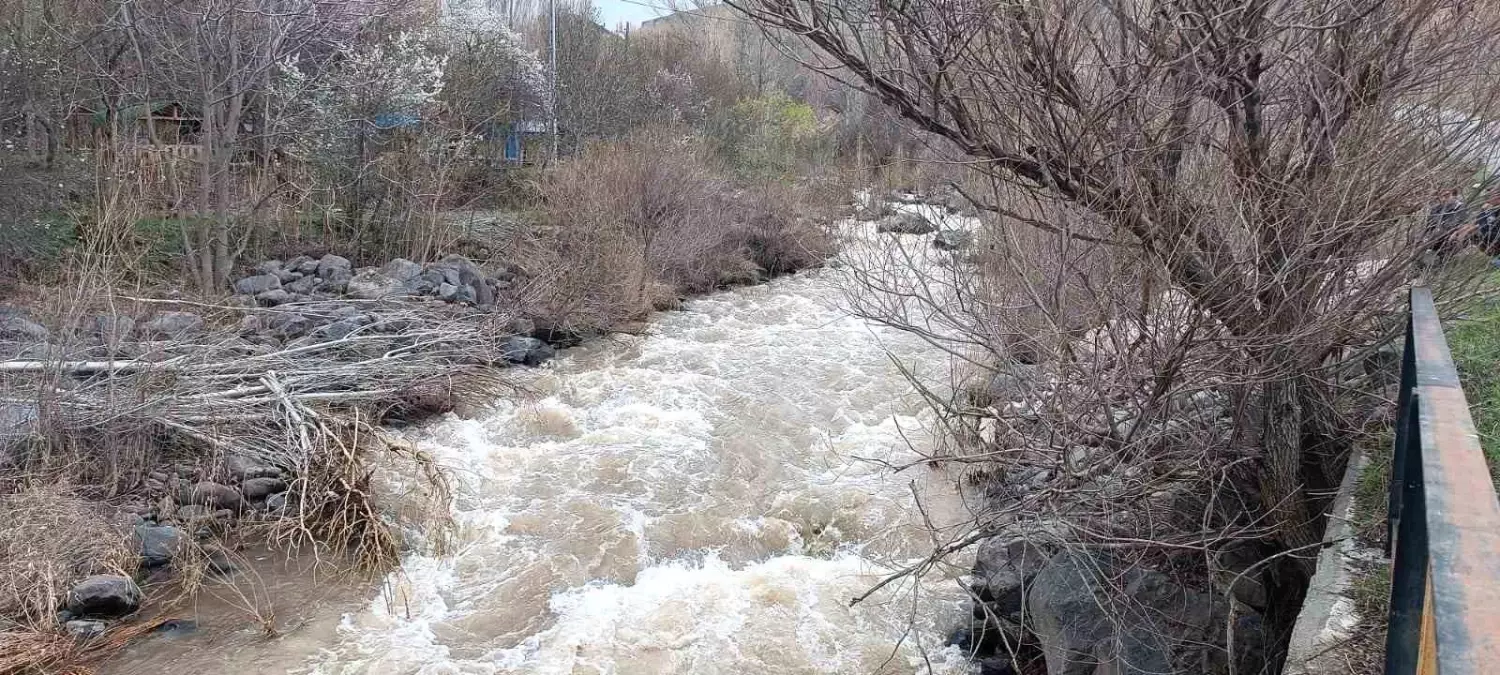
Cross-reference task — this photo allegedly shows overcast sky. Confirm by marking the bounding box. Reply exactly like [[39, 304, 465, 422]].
[[594, 0, 674, 29]]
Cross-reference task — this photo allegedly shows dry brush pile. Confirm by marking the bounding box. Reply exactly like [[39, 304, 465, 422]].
[[0, 287, 528, 671]]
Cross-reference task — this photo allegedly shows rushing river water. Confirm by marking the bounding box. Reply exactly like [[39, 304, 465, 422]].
[[109, 213, 976, 675]]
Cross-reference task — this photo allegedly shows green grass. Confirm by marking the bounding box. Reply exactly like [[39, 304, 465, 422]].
[[1443, 286, 1500, 488]]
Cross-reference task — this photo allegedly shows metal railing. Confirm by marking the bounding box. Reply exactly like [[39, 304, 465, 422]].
[[1385, 287, 1500, 674]]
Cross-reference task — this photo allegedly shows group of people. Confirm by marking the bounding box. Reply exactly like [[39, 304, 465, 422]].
[[1426, 188, 1500, 263]]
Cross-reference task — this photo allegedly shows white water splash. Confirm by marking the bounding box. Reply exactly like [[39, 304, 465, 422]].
[[290, 218, 981, 675]]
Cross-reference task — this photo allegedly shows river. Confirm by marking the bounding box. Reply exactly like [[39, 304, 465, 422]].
[[108, 212, 976, 675]]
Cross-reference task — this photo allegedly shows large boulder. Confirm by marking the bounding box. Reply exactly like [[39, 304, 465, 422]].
[[316, 254, 353, 282], [234, 273, 282, 295], [139, 312, 204, 339], [65, 575, 142, 618], [381, 258, 424, 282], [345, 268, 407, 300], [876, 211, 937, 235], [1026, 551, 1217, 675], [501, 335, 556, 366], [0, 313, 49, 341], [135, 523, 183, 568]]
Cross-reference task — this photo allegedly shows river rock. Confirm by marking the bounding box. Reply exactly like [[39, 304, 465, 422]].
[[933, 229, 974, 251], [65, 619, 106, 639], [234, 273, 282, 295], [222, 455, 279, 480], [136, 523, 183, 568], [256, 289, 295, 306], [65, 575, 141, 618], [501, 336, 555, 366], [285, 275, 318, 295], [139, 312, 204, 339], [241, 476, 287, 499], [317, 254, 352, 281], [265, 491, 290, 514], [182, 481, 243, 510], [344, 268, 404, 300], [92, 315, 135, 346], [381, 258, 424, 282], [875, 211, 936, 235], [0, 313, 50, 341]]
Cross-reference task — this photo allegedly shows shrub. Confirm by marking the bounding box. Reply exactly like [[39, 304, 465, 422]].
[[523, 128, 835, 332]]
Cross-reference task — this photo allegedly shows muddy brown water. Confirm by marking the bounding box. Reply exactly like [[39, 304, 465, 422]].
[[107, 214, 979, 675]]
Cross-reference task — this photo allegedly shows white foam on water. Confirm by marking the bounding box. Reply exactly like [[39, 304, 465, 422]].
[[307, 215, 977, 675]]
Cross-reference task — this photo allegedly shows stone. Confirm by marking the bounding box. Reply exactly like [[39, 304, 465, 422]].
[[285, 255, 312, 271], [265, 491, 290, 514], [346, 268, 407, 300], [222, 455, 279, 480], [933, 229, 974, 251], [1027, 551, 1210, 675], [295, 257, 320, 275], [139, 312, 204, 339], [437, 282, 459, 301], [404, 271, 444, 295], [136, 523, 183, 568], [284, 275, 318, 295], [65, 575, 141, 618], [973, 364, 1037, 406], [182, 481, 243, 510], [316, 254, 353, 282], [172, 505, 209, 521], [318, 319, 362, 340], [275, 269, 304, 283], [454, 283, 478, 305], [65, 619, 106, 639], [472, 279, 494, 308], [0, 314, 49, 341], [254, 260, 284, 275], [92, 315, 135, 345], [256, 289, 295, 306], [381, 258, 424, 282], [875, 211, 937, 235], [507, 317, 537, 336], [267, 312, 312, 339], [501, 335, 555, 367], [233, 273, 283, 295], [205, 547, 238, 576], [241, 476, 287, 499], [153, 618, 198, 636]]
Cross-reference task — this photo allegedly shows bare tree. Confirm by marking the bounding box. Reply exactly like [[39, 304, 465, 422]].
[[729, 0, 1500, 666]]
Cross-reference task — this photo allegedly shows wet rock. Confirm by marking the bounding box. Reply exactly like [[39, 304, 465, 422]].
[[65, 619, 106, 639], [875, 211, 936, 235], [65, 575, 141, 618], [139, 312, 204, 339], [136, 523, 184, 568], [182, 481, 243, 510], [256, 289, 295, 306], [346, 268, 407, 300], [501, 336, 555, 367], [933, 229, 974, 251], [234, 273, 282, 295], [381, 258, 424, 282], [0, 314, 50, 342], [241, 476, 287, 500], [206, 547, 238, 576], [153, 618, 198, 636]]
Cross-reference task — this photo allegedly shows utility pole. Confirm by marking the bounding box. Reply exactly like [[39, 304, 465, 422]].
[[549, 0, 559, 161]]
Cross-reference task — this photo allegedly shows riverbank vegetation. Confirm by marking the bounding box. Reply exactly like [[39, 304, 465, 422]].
[[0, 0, 883, 669], [731, 0, 1500, 672]]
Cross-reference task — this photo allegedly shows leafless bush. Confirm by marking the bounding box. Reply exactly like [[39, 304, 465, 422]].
[[0, 488, 134, 627], [521, 129, 836, 332]]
